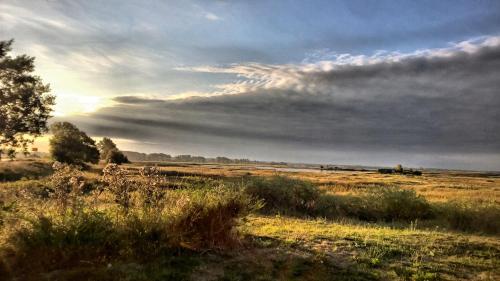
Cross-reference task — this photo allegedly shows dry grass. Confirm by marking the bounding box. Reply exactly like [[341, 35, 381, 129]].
[[0, 159, 53, 181], [117, 162, 500, 204], [0, 160, 499, 280]]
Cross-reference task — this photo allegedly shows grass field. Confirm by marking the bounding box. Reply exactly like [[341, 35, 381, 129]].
[[0, 160, 499, 280]]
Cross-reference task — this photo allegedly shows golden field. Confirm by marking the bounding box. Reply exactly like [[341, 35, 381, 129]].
[[0, 160, 499, 280]]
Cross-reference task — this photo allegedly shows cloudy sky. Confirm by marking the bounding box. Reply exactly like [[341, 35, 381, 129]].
[[1, 0, 500, 170]]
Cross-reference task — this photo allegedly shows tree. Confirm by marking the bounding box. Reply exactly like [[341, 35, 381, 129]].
[[97, 137, 129, 164], [395, 164, 404, 173], [97, 137, 117, 160], [49, 122, 99, 165], [0, 39, 55, 159], [105, 149, 129, 165]]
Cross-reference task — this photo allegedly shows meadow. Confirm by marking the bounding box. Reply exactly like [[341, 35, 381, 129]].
[[0, 159, 499, 280]]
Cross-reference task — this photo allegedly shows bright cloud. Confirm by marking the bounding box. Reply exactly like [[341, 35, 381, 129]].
[[204, 12, 221, 21]]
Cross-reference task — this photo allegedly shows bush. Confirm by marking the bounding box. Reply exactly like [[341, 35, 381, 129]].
[[243, 176, 432, 222], [315, 194, 379, 221], [165, 186, 257, 250], [119, 184, 257, 256], [1, 166, 257, 277], [4, 209, 117, 274], [371, 188, 433, 221], [314, 188, 433, 222], [13, 210, 115, 250], [244, 176, 320, 216], [436, 201, 500, 234], [105, 149, 129, 164]]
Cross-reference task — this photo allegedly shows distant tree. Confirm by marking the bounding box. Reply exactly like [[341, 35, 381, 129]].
[[49, 122, 99, 165], [97, 137, 118, 160], [395, 164, 404, 173], [216, 156, 231, 164], [105, 149, 129, 165], [192, 156, 206, 163], [0, 39, 55, 159], [97, 137, 129, 164], [147, 153, 171, 161], [175, 155, 192, 162]]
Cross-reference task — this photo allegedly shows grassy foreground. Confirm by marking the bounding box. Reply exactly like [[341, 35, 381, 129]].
[[0, 160, 499, 280]]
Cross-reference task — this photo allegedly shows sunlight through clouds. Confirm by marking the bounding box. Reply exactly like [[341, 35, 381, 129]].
[[53, 94, 106, 116], [2, 0, 500, 169]]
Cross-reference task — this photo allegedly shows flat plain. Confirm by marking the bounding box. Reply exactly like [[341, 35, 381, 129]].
[[0, 160, 499, 280]]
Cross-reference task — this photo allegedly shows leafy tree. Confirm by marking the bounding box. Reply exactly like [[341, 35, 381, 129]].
[[97, 137, 129, 164], [49, 122, 99, 165], [97, 137, 117, 159], [105, 149, 129, 165], [0, 39, 54, 159]]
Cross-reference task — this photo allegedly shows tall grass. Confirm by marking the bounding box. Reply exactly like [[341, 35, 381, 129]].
[[435, 201, 500, 234], [244, 176, 320, 215], [245, 176, 432, 221], [0, 164, 258, 278], [1, 167, 498, 279], [244, 175, 499, 234], [0, 160, 53, 181]]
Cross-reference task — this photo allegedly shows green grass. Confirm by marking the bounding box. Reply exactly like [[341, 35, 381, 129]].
[[244, 215, 500, 280], [0, 161, 499, 280]]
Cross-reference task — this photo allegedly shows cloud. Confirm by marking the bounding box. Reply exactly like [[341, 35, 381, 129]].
[[0, 0, 252, 103], [62, 37, 500, 170], [113, 95, 165, 104], [204, 12, 221, 21], [177, 36, 500, 95], [3, 0, 498, 169]]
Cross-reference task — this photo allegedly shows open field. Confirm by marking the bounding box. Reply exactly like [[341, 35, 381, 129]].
[[1, 160, 499, 280]]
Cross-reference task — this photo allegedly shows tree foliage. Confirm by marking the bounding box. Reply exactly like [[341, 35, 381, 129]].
[[49, 122, 100, 165], [0, 39, 55, 159], [105, 149, 129, 165], [97, 137, 117, 159], [97, 137, 129, 164]]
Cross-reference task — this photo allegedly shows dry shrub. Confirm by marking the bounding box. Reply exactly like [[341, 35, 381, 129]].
[[138, 166, 165, 208], [102, 163, 134, 212], [2, 209, 117, 277], [1, 164, 257, 278], [49, 162, 86, 212], [165, 186, 257, 250]]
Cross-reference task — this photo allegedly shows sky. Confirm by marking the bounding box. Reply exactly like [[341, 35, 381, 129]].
[[1, 0, 500, 170]]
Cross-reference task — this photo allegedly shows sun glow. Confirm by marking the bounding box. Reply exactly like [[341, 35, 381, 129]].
[[53, 93, 105, 116]]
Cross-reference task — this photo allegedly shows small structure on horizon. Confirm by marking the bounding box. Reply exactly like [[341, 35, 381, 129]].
[[378, 164, 422, 176]]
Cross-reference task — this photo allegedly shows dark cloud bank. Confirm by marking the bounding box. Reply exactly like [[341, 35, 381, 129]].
[[66, 44, 500, 170]]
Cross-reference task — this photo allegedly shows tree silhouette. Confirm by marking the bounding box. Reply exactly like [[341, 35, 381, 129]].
[[0, 39, 54, 159]]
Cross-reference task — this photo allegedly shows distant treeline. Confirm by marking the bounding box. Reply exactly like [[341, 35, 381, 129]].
[[122, 151, 260, 164]]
